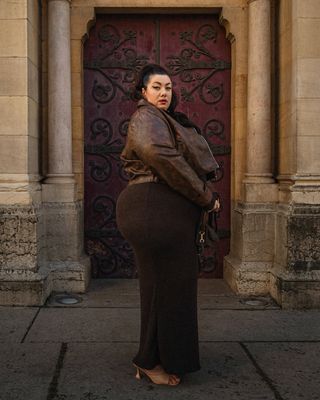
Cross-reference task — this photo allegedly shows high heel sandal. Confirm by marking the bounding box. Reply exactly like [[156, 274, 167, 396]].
[[133, 363, 180, 386]]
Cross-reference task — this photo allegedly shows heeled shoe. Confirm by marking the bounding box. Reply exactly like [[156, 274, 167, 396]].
[[133, 363, 180, 386]]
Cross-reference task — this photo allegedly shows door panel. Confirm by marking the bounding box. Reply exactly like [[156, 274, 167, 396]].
[[84, 14, 231, 278], [159, 15, 231, 277]]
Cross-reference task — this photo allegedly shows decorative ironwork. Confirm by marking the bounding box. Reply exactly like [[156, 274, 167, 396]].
[[88, 159, 112, 183], [84, 15, 231, 278], [166, 24, 231, 104], [119, 119, 129, 137], [84, 23, 150, 104], [85, 118, 127, 183], [85, 195, 135, 278], [91, 118, 113, 141], [204, 119, 225, 140]]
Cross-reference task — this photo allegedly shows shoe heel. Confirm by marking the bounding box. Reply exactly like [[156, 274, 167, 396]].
[[135, 367, 142, 380]]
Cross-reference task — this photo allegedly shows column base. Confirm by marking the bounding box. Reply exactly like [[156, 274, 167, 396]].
[[224, 255, 271, 295], [42, 181, 77, 203], [0, 258, 91, 306], [223, 200, 276, 299], [242, 181, 278, 202]]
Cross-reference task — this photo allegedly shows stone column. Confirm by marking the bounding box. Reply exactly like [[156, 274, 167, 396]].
[[42, 0, 91, 296], [44, 0, 75, 198], [244, 0, 277, 200], [224, 0, 277, 297]]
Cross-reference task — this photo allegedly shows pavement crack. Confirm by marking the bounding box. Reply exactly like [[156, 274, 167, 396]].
[[20, 307, 41, 343], [47, 342, 68, 400], [239, 342, 284, 400]]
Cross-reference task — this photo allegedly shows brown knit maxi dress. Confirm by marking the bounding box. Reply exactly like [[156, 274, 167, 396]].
[[116, 180, 202, 376]]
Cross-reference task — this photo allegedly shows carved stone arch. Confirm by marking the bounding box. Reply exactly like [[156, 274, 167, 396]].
[[219, 11, 236, 44]]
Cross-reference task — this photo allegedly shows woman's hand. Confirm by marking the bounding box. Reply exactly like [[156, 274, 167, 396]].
[[206, 181, 221, 213], [213, 198, 220, 212]]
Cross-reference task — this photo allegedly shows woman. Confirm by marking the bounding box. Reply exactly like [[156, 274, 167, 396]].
[[116, 64, 220, 386]]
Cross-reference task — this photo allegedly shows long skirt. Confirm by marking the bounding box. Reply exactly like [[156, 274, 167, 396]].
[[116, 181, 202, 375]]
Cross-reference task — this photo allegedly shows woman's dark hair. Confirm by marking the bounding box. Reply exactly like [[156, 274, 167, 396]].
[[132, 64, 201, 134]]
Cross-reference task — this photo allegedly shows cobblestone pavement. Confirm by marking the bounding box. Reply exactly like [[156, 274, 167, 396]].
[[1, 279, 320, 400]]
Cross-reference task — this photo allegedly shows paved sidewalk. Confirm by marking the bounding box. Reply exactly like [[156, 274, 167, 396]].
[[1, 279, 320, 400]]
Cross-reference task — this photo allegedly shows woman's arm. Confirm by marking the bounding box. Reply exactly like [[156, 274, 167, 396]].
[[128, 106, 215, 209]]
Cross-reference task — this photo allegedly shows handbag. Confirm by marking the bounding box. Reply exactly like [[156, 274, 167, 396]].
[[196, 192, 220, 271]]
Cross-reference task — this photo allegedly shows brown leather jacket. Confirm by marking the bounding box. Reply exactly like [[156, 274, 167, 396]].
[[120, 99, 219, 209]]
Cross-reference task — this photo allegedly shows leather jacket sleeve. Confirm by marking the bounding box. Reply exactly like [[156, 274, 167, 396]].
[[126, 106, 214, 208]]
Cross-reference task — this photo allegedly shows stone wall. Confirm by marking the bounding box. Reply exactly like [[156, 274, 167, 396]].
[[0, 0, 41, 205], [271, 0, 320, 308], [0, 0, 90, 305]]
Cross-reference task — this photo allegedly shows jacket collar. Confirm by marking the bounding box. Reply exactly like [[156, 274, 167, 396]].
[[137, 99, 170, 118], [137, 98, 154, 108]]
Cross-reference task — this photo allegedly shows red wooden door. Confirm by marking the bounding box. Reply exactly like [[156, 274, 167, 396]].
[[84, 14, 231, 278]]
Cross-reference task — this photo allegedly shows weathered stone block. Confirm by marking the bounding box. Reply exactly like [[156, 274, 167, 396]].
[[0, 58, 28, 96], [297, 58, 320, 98], [233, 203, 276, 262], [297, 0, 320, 18], [50, 258, 91, 293], [0, 279, 49, 306], [0, 96, 28, 136], [297, 136, 320, 175], [270, 203, 320, 308], [297, 99, 320, 136], [224, 255, 270, 295], [287, 205, 320, 271], [0, 0, 27, 19], [270, 272, 320, 309], [0, 136, 28, 173], [0, 19, 27, 57], [297, 17, 320, 59], [43, 201, 84, 261], [0, 205, 44, 271]]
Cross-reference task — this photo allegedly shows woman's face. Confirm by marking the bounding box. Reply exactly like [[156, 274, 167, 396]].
[[141, 74, 172, 110]]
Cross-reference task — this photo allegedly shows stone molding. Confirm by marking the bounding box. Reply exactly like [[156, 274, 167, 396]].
[[47, 0, 71, 3], [219, 13, 236, 43]]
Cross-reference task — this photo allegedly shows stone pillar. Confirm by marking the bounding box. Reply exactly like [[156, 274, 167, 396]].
[[245, 0, 273, 185], [41, 0, 91, 298], [243, 0, 278, 202], [43, 0, 75, 201], [224, 0, 278, 296]]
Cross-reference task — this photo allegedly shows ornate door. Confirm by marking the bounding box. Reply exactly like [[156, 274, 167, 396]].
[[84, 14, 231, 278]]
